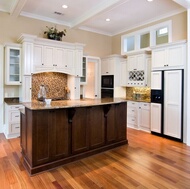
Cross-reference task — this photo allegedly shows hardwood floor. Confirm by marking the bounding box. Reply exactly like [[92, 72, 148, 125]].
[[1, 128, 190, 189]]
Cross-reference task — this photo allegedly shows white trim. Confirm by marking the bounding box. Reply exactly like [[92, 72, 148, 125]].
[[0, 45, 4, 133]]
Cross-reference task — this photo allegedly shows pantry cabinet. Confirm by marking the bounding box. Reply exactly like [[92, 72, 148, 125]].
[[151, 40, 186, 70], [4, 103, 24, 139], [127, 101, 150, 132], [5, 44, 22, 85]]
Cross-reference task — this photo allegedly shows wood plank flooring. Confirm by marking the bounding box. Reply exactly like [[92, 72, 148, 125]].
[[1, 128, 190, 189]]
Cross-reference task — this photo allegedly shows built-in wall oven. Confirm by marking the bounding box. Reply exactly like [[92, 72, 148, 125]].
[[101, 75, 114, 98]]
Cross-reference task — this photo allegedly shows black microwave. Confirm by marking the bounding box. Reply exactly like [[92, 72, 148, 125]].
[[101, 75, 114, 88]]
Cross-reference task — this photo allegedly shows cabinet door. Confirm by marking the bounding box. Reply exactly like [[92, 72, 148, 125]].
[[33, 45, 43, 67], [50, 109, 70, 160], [54, 48, 66, 72], [88, 106, 105, 149], [139, 103, 150, 132], [150, 103, 161, 133], [106, 105, 117, 143], [71, 108, 89, 154], [136, 54, 145, 70], [151, 71, 162, 90], [115, 102, 127, 141], [64, 49, 74, 74], [75, 49, 83, 77], [167, 44, 185, 68], [101, 58, 114, 75], [127, 56, 136, 71], [5, 46, 21, 85], [164, 70, 182, 139], [152, 48, 166, 69], [120, 60, 128, 86], [32, 109, 69, 165]]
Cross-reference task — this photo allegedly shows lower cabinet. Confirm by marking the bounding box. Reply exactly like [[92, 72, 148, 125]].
[[21, 102, 127, 175], [127, 101, 150, 132], [4, 104, 24, 139]]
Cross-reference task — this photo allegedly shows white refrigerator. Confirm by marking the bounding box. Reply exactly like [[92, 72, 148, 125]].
[[151, 70, 183, 141]]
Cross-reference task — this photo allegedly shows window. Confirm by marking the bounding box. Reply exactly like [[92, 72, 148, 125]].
[[140, 33, 150, 49], [121, 20, 172, 54], [156, 27, 168, 45]]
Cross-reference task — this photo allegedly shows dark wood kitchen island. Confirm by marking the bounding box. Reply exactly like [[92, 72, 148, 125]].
[[20, 98, 128, 175]]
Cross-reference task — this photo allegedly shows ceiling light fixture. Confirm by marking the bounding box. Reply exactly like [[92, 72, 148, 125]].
[[62, 5, 68, 9], [147, 0, 153, 2], [106, 18, 110, 22]]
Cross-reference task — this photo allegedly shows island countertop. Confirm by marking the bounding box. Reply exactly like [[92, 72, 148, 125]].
[[22, 98, 127, 110]]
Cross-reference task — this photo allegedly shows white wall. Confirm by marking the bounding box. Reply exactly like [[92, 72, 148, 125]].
[[0, 45, 4, 133], [186, 9, 190, 145]]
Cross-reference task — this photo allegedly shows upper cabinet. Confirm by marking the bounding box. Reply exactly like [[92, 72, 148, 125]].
[[101, 55, 125, 87], [125, 51, 151, 87], [151, 40, 186, 70], [5, 44, 22, 85], [18, 34, 85, 76]]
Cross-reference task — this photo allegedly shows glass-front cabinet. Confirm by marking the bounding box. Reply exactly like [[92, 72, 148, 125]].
[[80, 56, 87, 84], [5, 44, 21, 85]]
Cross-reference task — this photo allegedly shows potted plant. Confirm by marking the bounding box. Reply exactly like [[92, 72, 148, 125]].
[[44, 26, 66, 41]]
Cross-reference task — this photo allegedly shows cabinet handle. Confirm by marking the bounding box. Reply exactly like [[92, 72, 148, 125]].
[[15, 115, 19, 117], [65, 65, 67, 67], [132, 110, 134, 112], [15, 127, 20, 129], [15, 107, 20, 109], [42, 64, 44, 65]]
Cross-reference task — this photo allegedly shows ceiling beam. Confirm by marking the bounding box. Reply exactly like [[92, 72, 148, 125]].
[[173, 0, 190, 9], [70, 0, 129, 28], [10, 0, 28, 17]]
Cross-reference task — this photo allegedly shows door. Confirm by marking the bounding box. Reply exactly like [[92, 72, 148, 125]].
[[84, 58, 100, 99], [164, 70, 182, 139], [151, 103, 161, 133]]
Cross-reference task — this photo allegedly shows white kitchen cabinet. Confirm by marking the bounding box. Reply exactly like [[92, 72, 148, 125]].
[[127, 54, 146, 71], [19, 75, 31, 102], [120, 59, 128, 86], [75, 49, 83, 77], [127, 101, 139, 129], [101, 54, 126, 88], [139, 102, 150, 132], [126, 52, 151, 87], [127, 101, 151, 132], [4, 104, 24, 139], [151, 71, 162, 90], [101, 58, 115, 75], [150, 103, 162, 133], [164, 70, 182, 139], [5, 44, 22, 85], [151, 40, 186, 70]]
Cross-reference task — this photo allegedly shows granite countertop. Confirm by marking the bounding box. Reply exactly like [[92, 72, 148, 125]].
[[4, 97, 23, 105], [22, 98, 127, 110]]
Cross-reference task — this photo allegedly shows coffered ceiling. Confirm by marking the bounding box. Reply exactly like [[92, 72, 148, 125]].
[[0, 0, 189, 36]]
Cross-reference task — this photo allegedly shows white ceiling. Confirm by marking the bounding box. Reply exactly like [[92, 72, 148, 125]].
[[0, 0, 189, 36]]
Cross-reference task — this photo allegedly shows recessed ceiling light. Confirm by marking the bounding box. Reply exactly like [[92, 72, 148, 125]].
[[106, 18, 110, 22], [62, 5, 68, 9], [147, 0, 153, 2]]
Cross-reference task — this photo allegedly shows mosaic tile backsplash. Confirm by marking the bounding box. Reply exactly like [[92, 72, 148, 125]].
[[32, 72, 68, 100], [126, 87, 151, 102]]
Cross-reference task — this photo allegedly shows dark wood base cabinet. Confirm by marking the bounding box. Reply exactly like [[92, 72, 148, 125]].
[[20, 102, 128, 175]]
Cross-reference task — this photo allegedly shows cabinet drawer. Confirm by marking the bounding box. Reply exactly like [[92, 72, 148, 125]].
[[127, 107, 137, 117], [127, 116, 137, 125], [11, 123, 20, 134], [140, 103, 150, 110], [127, 101, 138, 107], [10, 111, 20, 122], [10, 105, 23, 111]]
